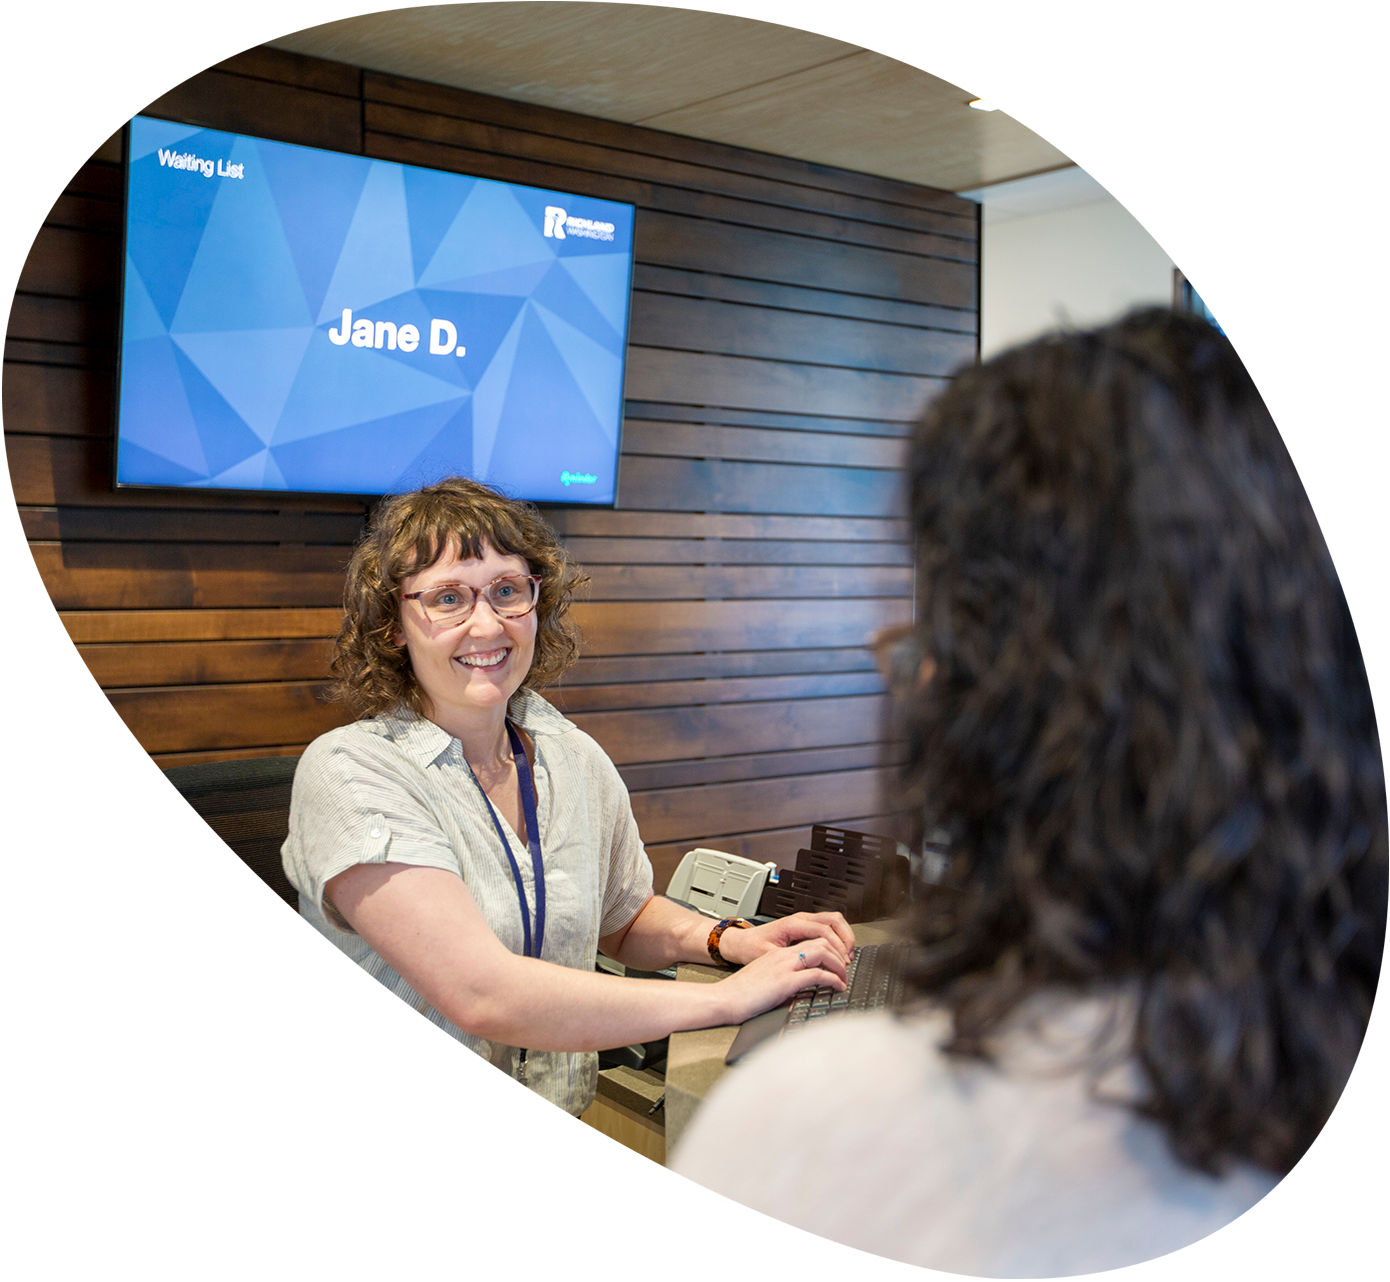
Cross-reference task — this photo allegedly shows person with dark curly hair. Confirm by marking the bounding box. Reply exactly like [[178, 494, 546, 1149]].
[[282, 476, 854, 1116], [672, 309, 1386, 1275]]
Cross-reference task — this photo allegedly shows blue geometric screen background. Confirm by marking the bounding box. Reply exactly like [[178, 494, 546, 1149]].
[[117, 115, 634, 504]]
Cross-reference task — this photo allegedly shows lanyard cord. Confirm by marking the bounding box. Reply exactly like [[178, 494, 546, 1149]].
[[467, 721, 546, 961]]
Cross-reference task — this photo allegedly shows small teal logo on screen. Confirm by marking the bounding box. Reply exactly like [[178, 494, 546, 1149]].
[[561, 471, 598, 487]]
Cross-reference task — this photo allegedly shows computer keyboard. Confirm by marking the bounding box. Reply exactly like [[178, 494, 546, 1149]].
[[785, 940, 908, 1025], [725, 941, 910, 1064]]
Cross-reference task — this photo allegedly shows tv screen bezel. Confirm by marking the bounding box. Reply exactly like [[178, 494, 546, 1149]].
[[111, 113, 636, 508]]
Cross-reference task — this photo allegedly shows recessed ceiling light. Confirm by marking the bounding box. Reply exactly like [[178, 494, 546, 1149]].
[[968, 98, 998, 111]]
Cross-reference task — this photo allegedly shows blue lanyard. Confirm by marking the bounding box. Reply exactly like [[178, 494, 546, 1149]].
[[467, 721, 546, 960]]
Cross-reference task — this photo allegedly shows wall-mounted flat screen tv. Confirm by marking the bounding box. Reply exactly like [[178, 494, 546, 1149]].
[[116, 114, 635, 504]]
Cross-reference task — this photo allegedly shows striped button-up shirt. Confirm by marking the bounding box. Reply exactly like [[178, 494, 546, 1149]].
[[282, 688, 654, 1115]]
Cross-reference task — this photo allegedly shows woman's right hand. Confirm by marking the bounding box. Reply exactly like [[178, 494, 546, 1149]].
[[714, 936, 850, 1026]]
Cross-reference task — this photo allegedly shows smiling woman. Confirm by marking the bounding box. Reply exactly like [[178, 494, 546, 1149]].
[[330, 479, 585, 716], [280, 477, 857, 1115]]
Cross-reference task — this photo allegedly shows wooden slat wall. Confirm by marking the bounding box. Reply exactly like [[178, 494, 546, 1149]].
[[4, 46, 978, 890]]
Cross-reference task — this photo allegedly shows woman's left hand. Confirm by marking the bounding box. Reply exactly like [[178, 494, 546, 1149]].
[[716, 911, 855, 968]]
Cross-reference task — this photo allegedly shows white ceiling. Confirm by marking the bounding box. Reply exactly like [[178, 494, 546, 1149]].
[[270, 2, 1075, 194], [961, 167, 1113, 223]]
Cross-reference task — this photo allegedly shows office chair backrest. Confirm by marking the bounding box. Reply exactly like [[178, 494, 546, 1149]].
[[162, 755, 301, 910]]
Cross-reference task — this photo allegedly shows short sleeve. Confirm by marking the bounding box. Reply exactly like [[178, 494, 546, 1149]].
[[597, 760, 655, 936], [281, 734, 463, 933]]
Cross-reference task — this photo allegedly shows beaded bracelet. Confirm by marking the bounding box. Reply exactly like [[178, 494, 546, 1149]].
[[707, 916, 753, 966]]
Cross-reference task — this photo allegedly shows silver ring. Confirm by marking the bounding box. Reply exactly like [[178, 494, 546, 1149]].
[[798, 951, 807, 968]]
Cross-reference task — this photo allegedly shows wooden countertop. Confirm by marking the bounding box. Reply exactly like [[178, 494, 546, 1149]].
[[663, 918, 907, 1154]]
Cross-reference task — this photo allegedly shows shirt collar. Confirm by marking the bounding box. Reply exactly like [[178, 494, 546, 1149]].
[[372, 687, 574, 767], [507, 687, 575, 738]]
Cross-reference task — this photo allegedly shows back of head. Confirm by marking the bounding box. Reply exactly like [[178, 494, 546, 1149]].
[[904, 308, 1386, 1175]]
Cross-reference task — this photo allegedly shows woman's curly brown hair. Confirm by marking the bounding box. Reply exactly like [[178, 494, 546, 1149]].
[[329, 477, 588, 717], [902, 308, 1385, 1178]]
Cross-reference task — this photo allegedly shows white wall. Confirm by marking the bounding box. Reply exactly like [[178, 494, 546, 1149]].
[[974, 177, 1176, 359]]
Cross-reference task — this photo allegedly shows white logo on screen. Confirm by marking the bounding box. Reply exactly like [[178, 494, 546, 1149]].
[[543, 205, 615, 242]]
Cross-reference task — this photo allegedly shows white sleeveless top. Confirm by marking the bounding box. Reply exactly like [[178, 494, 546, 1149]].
[[671, 996, 1278, 1276]]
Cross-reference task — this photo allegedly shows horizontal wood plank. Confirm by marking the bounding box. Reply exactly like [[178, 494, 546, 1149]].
[[631, 265, 976, 336], [19, 505, 365, 545], [547, 509, 909, 541], [36, 543, 351, 577], [60, 162, 122, 203], [16, 226, 120, 300], [549, 670, 884, 713], [630, 292, 975, 380], [584, 562, 910, 601], [624, 347, 942, 422], [4, 341, 112, 369], [3, 365, 115, 438], [28, 541, 349, 610], [143, 68, 362, 153], [630, 767, 893, 845], [636, 211, 977, 309], [620, 419, 907, 469], [567, 647, 878, 686], [568, 694, 892, 765], [78, 637, 335, 688], [151, 743, 309, 769], [624, 399, 911, 439], [618, 741, 901, 792], [561, 536, 911, 567], [8, 293, 117, 347], [570, 598, 908, 655], [215, 46, 362, 97], [40, 192, 121, 234], [59, 607, 344, 643], [107, 681, 353, 754], [615, 452, 909, 518]]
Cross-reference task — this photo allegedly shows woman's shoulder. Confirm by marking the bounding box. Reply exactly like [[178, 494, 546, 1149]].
[[702, 998, 1142, 1125], [681, 1008, 954, 1139], [672, 1003, 1278, 1275], [297, 709, 445, 782], [672, 1009, 951, 1186]]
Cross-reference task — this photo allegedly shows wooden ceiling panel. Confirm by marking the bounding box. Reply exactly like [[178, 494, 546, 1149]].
[[271, 3, 857, 123], [269, 2, 1070, 191], [634, 47, 1070, 191]]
